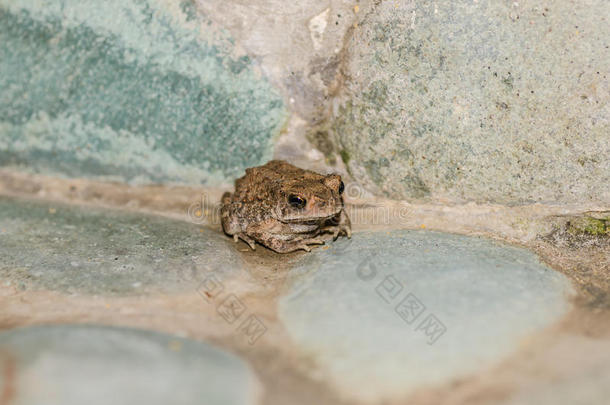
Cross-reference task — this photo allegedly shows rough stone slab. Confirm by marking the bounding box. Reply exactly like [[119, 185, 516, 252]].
[[332, 1, 609, 204], [497, 335, 610, 405], [279, 230, 572, 402], [0, 196, 242, 295], [0, 324, 260, 405], [0, 0, 286, 185]]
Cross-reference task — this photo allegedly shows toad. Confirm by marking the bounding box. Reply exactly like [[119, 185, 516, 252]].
[[220, 160, 351, 253]]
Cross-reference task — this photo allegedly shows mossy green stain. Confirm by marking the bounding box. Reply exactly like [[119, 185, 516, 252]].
[[568, 217, 609, 237], [339, 149, 350, 165]]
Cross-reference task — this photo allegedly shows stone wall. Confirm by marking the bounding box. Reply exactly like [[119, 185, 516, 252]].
[[1, 2, 609, 404], [1, 0, 608, 201], [330, 1, 609, 204]]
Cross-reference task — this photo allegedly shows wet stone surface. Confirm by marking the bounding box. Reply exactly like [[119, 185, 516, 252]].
[[279, 230, 573, 402], [0, 196, 243, 295], [0, 324, 259, 405]]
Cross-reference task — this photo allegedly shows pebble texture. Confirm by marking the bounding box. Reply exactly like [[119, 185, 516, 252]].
[[0, 0, 285, 185], [0, 196, 242, 295], [0, 325, 259, 405], [279, 230, 572, 402], [332, 1, 609, 204]]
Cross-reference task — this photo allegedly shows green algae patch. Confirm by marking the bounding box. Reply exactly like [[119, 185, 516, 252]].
[[339, 149, 350, 165], [568, 216, 609, 237]]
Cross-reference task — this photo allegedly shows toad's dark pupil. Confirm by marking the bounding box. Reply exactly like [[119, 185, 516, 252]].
[[338, 181, 345, 194], [288, 194, 306, 209]]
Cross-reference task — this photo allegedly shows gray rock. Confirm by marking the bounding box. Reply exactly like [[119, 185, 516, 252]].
[[279, 230, 572, 402], [0, 196, 242, 295], [0, 324, 260, 405], [331, 1, 609, 204]]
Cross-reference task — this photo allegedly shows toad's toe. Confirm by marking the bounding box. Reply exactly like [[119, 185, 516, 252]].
[[308, 238, 326, 245]]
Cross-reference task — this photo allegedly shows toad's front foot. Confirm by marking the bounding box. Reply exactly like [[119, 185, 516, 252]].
[[233, 233, 256, 250], [264, 236, 325, 253], [322, 210, 352, 240], [322, 224, 352, 240], [296, 237, 326, 252]]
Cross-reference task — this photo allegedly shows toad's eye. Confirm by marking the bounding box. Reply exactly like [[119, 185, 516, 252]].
[[338, 181, 345, 195], [288, 194, 306, 209]]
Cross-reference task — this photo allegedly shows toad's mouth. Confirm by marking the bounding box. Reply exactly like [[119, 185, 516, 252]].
[[276, 206, 343, 224]]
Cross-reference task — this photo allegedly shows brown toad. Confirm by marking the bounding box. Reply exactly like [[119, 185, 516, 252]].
[[220, 160, 351, 253]]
